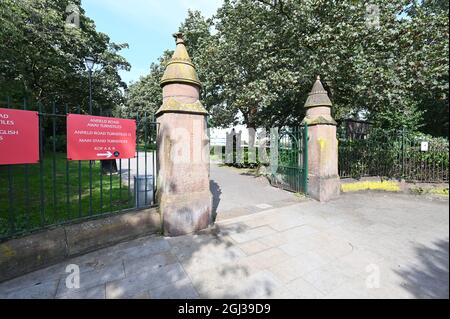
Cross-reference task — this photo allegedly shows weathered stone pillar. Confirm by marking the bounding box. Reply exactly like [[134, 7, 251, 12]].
[[302, 76, 340, 201], [156, 33, 212, 236]]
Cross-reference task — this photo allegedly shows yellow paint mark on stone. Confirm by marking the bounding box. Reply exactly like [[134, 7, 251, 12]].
[[0, 244, 16, 258], [318, 138, 326, 151], [341, 180, 400, 193], [318, 138, 327, 170]]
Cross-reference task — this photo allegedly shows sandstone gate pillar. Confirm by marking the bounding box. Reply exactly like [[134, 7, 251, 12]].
[[302, 76, 340, 201], [156, 33, 212, 236]]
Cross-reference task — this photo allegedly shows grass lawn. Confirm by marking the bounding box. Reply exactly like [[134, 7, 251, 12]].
[[0, 153, 133, 239]]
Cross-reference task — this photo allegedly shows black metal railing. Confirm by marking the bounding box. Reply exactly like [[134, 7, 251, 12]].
[[0, 98, 158, 240], [338, 127, 449, 182]]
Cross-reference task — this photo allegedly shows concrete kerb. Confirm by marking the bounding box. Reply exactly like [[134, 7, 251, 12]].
[[0, 207, 161, 283]]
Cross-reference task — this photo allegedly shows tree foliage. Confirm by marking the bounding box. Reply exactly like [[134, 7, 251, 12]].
[[124, 0, 449, 136], [0, 0, 130, 114]]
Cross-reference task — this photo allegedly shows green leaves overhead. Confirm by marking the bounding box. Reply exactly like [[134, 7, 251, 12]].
[[126, 0, 449, 136], [0, 0, 130, 114]]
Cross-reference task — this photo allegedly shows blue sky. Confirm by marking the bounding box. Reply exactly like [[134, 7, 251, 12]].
[[82, 0, 223, 85]]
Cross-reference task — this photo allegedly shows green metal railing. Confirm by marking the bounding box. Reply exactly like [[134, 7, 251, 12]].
[[338, 127, 449, 182], [0, 98, 158, 240]]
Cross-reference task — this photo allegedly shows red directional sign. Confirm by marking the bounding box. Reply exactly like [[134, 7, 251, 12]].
[[0, 108, 39, 165], [67, 114, 136, 161]]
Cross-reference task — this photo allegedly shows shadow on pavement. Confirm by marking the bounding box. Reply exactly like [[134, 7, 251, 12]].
[[210, 180, 222, 222], [396, 238, 449, 298]]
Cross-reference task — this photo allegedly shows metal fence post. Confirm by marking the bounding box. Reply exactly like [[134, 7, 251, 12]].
[[401, 126, 405, 179]]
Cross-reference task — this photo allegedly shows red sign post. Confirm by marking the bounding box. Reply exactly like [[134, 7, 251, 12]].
[[67, 114, 136, 161], [0, 108, 40, 165]]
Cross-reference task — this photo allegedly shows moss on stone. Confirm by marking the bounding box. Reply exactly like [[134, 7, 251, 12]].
[[430, 187, 449, 196], [0, 244, 16, 258], [155, 97, 208, 115], [410, 186, 449, 196], [301, 115, 337, 126]]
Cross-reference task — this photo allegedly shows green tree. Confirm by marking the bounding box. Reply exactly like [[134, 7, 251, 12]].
[[0, 0, 130, 114], [403, 0, 449, 136], [202, 0, 447, 132], [197, 0, 447, 134], [124, 0, 449, 136]]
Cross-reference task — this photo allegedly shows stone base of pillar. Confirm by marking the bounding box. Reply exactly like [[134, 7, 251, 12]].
[[160, 190, 212, 236], [308, 175, 341, 202]]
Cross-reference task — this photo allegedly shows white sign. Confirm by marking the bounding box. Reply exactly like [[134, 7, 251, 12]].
[[420, 141, 429, 152]]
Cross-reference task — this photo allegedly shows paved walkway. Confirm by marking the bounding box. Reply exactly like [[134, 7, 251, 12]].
[[0, 192, 448, 299], [210, 164, 301, 221]]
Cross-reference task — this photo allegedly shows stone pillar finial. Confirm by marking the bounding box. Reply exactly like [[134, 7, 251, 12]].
[[173, 32, 185, 44], [302, 75, 340, 202]]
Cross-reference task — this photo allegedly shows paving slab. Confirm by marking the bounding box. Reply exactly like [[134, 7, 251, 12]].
[[123, 252, 178, 276], [56, 284, 106, 299], [227, 226, 277, 243], [190, 267, 283, 299], [238, 247, 291, 271], [238, 240, 272, 256], [302, 263, 354, 295], [1, 279, 60, 299], [268, 253, 329, 283], [105, 263, 187, 299], [285, 277, 326, 299], [56, 263, 125, 297], [149, 278, 200, 299]]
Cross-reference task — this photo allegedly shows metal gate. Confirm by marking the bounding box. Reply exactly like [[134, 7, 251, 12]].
[[271, 125, 308, 194]]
